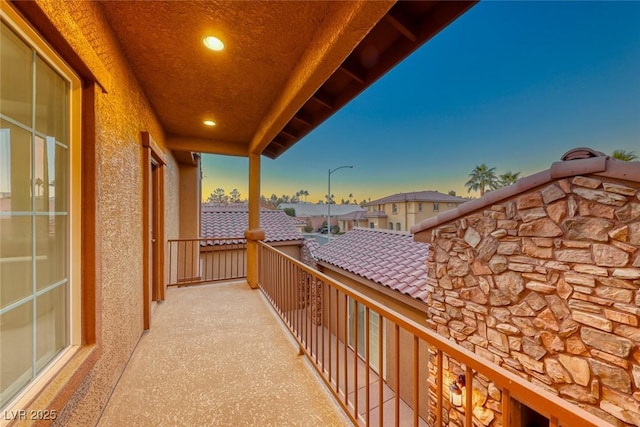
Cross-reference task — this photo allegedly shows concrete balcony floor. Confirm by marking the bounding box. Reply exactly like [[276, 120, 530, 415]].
[[97, 281, 351, 427]]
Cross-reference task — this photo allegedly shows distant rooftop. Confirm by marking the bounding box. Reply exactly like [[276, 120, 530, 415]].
[[279, 202, 364, 217], [201, 204, 303, 244], [365, 190, 468, 206], [313, 228, 430, 303], [336, 210, 367, 220]]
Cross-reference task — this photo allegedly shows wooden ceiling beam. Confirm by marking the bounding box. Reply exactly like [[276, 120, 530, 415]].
[[310, 90, 335, 109], [166, 135, 248, 157], [280, 127, 298, 139], [384, 5, 418, 42], [292, 111, 313, 127], [339, 63, 366, 84]]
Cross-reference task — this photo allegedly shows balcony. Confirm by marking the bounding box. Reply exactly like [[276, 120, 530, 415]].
[[101, 242, 606, 427], [96, 280, 350, 426]]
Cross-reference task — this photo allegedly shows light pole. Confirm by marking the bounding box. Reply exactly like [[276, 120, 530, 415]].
[[327, 165, 354, 240]]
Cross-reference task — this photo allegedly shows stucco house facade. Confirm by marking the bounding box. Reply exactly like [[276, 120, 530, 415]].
[[365, 190, 468, 232], [280, 202, 365, 232]]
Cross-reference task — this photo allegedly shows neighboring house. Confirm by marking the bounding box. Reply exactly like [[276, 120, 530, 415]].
[[336, 210, 368, 232], [411, 149, 640, 426], [364, 209, 388, 229], [364, 190, 467, 232], [199, 204, 304, 280], [279, 202, 365, 232], [313, 227, 431, 417]]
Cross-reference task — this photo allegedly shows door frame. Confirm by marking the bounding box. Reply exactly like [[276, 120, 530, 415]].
[[142, 131, 166, 330]]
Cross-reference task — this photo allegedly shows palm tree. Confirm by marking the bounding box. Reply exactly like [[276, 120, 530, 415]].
[[612, 150, 638, 161], [498, 171, 520, 187], [465, 164, 499, 197], [35, 177, 44, 197]]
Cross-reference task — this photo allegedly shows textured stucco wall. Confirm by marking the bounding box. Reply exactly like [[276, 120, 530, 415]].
[[178, 163, 200, 239], [19, 1, 180, 425], [423, 175, 639, 427]]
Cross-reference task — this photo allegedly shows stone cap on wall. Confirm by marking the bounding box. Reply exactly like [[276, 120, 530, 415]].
[[411, 149, 640, 240]]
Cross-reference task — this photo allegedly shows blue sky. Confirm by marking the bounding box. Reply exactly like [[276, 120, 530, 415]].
[[202, 1, 640, 203]]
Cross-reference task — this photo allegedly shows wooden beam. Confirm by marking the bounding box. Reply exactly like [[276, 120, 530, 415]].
[[310, 90, 335, 109], [279, 127, 298, 139], [292, 111, 313, 127], [339, 63, 365, 84], [166, 135, 248, 157], [384, 5, 418, 42]]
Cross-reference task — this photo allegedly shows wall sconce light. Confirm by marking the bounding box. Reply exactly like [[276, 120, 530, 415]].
[[449, 374, 466, 407]]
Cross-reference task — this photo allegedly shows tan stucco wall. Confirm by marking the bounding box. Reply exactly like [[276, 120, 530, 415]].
[[12, 2, 180, 425], [420, 175, 640, 426], [271, 242, 302, 260], [383, 201, 462, 232], [179, 162, 201, 239]]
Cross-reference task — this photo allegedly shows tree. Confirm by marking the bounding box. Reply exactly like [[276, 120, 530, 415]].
[[35, 177, 44, 197], [269, 194, 279, 209], [325, 194, 335, 204], [612, 150, 638, 161], [229, 188, 241, 203], [448, 190, 456, 196], [348, 193, 354, 204], [283, 207, 296, 217], [207, 187, 228, 203], [465, 164, 499, 197], [498, 171, 521, 187], [297, 189, 309, 202]]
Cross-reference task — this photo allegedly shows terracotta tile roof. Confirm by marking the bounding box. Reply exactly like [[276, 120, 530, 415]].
[[279, 203, 365, 217], [411, 148, 640, 236], [365, 190, 467, 206], [201, 205, 303, 244], [202, 202, 249, 212], [336, 210, 367, 220], [313, 228, 430, 303]]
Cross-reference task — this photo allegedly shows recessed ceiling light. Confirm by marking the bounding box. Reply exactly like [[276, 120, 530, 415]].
[[203, 36, 224, 51], [203, 120, 216, 127]]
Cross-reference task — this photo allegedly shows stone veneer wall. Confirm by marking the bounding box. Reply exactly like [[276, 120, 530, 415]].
[[424, 175, 639, 426]]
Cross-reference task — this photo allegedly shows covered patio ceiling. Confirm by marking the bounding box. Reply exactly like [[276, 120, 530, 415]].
[[97, 0, 477, 160]]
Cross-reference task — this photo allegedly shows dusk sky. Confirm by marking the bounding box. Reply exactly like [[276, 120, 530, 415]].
[[202, 1, 640, 204]]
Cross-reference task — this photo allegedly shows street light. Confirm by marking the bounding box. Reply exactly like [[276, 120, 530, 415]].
[[327, 165, 354, 240]]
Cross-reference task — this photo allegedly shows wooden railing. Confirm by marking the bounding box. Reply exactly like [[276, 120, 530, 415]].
[[167, 238, 246, 286], [258, 241, 608, 427]]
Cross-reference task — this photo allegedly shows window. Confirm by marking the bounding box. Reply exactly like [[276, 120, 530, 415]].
[[433, 203, 440, 211], [389, 223, 394, 230], [369, 222, 375, 228], [392, 203, 397, 214], [418, 202, 423, 212], [348, 299, 381, 371], [0, 15, 80, 410], [396, 222, 401, 231]]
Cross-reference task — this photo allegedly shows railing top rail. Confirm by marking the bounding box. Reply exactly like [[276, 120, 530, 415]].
[[258, 241, 608, 427], [168, 237, 246, 243]]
